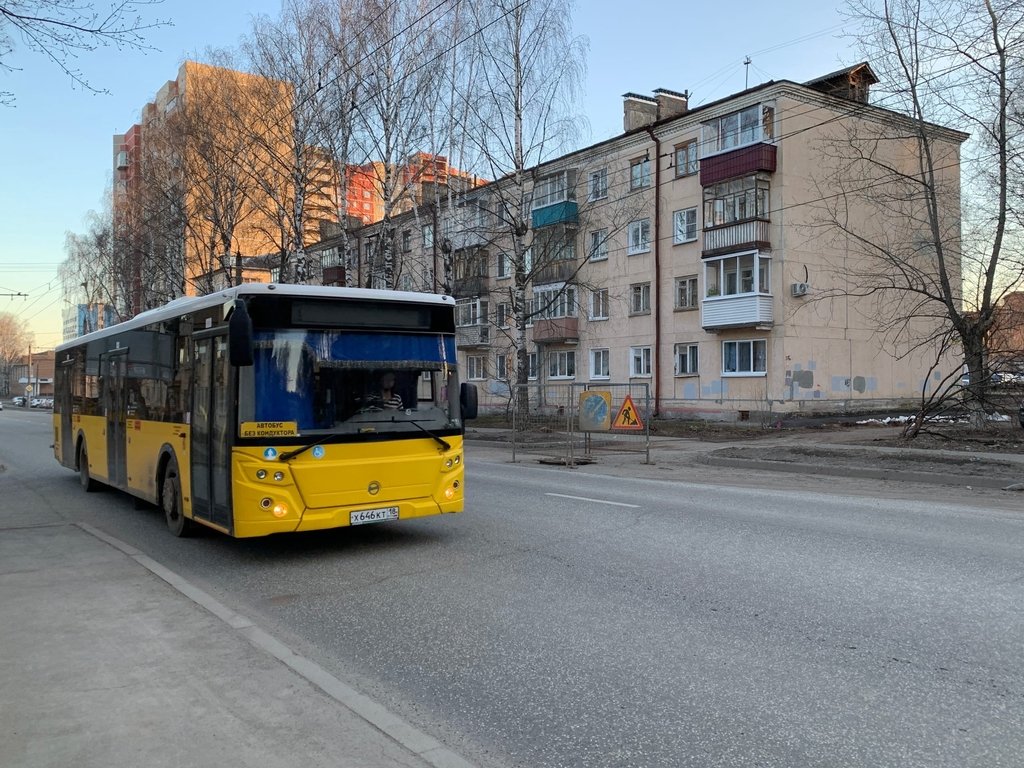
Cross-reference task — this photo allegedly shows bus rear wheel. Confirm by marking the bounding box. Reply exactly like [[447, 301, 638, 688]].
[[78, 443, 99, 493], [162, 460, 195, 538]]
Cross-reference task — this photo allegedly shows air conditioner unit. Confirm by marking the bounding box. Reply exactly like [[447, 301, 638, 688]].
[[791, 282, 809, 297]]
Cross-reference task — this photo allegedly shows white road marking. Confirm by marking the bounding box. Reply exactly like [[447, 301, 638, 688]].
[[545, 492, 640, 508]]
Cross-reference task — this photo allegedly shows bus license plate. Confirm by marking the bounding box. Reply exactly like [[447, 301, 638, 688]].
[[350, 506, 399, 525]]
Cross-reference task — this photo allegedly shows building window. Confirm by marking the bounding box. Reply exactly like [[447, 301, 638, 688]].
[[722, 339, 767, 375], [675, 343, 699, 375], [456, 297, 487, 326], [672, 207, 697, 244], [674, 139, 698, 177], [496, 302, 511, 328], [589, 168, 608, 201], [630, 346, 652, 377], [549, 349, 576, 379], [589, 229, 609, 261], [533, 171, 571, 209], [630, 157, 651, 190], [467, 355, 486, 380], [528, 351, 538, 380], [704, 253, 771, 297], [675, 276, 698, 309], [701, 103, 775, 156], [590, 348, 610, 379], [497, 251, 509, 278], [421, 225, 434, 248], [496, 352, 509, 380], [627, 219, 651, 255], [590, 288, 609, 320], [401, 230, 411, 252], [534, 284, 576, 319], [630, 282, 651, 314], [703, 175, 770, 227]]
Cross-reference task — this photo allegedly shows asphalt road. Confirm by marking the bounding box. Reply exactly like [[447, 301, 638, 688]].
[[3, 408, 1023, 767]]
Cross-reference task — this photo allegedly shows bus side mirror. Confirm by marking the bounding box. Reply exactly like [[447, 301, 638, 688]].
[[460, 382, 478, 420], [228, 299, 254, 367]]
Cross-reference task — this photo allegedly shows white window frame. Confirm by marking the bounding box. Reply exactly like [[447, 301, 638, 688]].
[[588, 168, 608, 201], [590, 348, 610, 380], [704, 251, 771, 297], [527, 351, 538, 380], [495, 352, 509, 381], [627, 219, 651, 255], [675, 276, 698, 309], [496, 302, 511, 328], [630, 282, 651, 314], [533, 284, 577, 319], [590, 288, 609, 320], [589, 228, 609, 261], [672, 207, 698, 244], [722, 339, 767, 376], [532, 171, 569, 209], [701, 102, 775, 157], [675, 343, 699, 375], [497, 251, 509, 278], [629, 346, 653, 377], [467, 355, 486, 381], [548, 349, 576, 379]]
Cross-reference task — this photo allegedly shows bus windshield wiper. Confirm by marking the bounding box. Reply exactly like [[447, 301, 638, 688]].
[[409, 420, 451, 451], [279, 435, 334, 462]]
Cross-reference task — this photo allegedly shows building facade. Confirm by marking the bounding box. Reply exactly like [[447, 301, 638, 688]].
[[342, 63, 967, 419]]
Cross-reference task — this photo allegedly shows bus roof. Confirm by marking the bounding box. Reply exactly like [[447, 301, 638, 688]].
[[57, 284, 457, 352]]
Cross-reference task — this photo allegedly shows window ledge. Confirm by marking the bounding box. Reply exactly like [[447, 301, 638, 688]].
[[674, 373, 699, 378], [721, 372, 767, 378], [674, 306, 698, 313], [629, 311, 652, 317], [627, 249, 651, 256]]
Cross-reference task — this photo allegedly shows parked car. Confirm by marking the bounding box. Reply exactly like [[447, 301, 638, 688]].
[[12, 396, 26, 407]]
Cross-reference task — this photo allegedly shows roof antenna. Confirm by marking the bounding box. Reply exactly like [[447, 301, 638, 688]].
[[744, 56, 752, 89]]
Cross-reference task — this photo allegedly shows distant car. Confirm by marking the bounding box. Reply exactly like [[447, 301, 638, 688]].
[[0, 401, 4, 411], [13, 396, 26, 407], [30, 398, 41, 408]]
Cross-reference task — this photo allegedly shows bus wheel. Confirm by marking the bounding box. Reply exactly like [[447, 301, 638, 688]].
[[162, 460, 195, 538], [78, 443, 99, 493]]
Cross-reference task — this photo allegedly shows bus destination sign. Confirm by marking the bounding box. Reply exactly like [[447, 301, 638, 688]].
[[240, 421, 299, 438]]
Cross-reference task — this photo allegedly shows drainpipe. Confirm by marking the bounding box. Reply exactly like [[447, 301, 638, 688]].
[[645, 126, 662, 416]]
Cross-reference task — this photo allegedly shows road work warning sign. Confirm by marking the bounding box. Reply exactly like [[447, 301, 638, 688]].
[[611, 395, 644, 431]]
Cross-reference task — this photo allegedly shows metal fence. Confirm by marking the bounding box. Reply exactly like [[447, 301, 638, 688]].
[[508, 383, 651, 465]]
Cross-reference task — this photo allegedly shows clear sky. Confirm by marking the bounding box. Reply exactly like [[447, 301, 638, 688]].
[[0, 0, 857, 350]]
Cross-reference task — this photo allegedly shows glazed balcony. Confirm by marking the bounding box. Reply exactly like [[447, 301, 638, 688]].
[[456, 323, 490, 347], [531, 200, 579, 230]]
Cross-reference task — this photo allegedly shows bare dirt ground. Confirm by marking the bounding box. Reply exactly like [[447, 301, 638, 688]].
[[659, 420, 1024, 482]]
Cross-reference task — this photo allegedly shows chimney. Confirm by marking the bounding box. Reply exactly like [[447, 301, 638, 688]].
[[622, 93, 658, 132], [654, 88, 689, 120]]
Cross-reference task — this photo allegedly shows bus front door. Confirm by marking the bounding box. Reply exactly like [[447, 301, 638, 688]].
[[191, 333, 232, 531], [102, 349, 128, 487], [57, 360, 75, 466]]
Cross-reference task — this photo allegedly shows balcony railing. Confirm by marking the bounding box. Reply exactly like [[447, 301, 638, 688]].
[[699, 143, 777, 186], [701, 293, 773, 331], [453, 275, 488, 297], [532, 316, 579, 343], [532, 259, 578, 285], [456, 324, 490, 347], [702, 219, 771, 257]]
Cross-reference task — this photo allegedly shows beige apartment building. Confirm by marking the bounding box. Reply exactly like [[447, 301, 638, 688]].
[[344, 63, 967, 419]]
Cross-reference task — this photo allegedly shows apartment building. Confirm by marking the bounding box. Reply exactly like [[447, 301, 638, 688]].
[[335, 62, 969, 418]]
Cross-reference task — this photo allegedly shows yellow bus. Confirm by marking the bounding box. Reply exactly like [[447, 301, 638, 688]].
[[53, 284, 478, 538]]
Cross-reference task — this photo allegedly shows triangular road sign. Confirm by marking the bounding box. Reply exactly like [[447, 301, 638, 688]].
[[612, 394, 644, 431]]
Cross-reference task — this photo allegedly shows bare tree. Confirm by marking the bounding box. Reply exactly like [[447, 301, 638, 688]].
[[459, 0, 586, 411], [0, 311, 33, 394], [0, 0, 169, 105], [813, 0, 1024, 433]]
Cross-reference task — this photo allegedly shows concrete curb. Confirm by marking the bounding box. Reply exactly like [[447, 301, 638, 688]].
[[76, 523, 478, 768]]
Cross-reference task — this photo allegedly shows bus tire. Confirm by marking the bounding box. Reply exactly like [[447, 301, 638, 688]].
[[162, 459, 195, 538], [78, 442, 99, 493]]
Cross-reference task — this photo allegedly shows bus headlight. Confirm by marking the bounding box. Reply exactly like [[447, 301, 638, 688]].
[[273, 471, 285, 481], [256, 470, 267, 480], [444, 458, 453, 469]]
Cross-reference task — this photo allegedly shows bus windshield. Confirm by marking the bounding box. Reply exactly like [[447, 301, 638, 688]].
[[239, 329, 462, 436]]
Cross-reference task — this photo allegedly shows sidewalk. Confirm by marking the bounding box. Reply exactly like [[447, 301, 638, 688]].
[[0, 516, 474, 768]]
